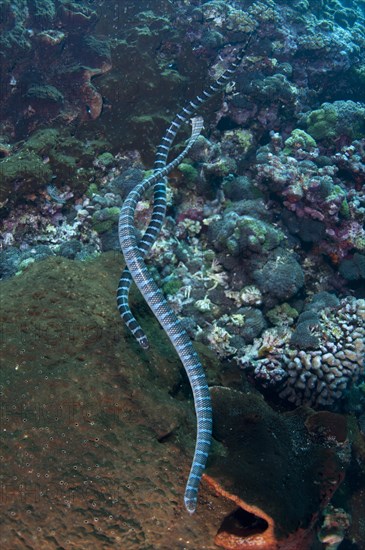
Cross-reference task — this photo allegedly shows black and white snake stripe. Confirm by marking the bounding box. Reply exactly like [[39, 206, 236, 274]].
[[119, 118, 209, 513], [117, 47, 246, 349]]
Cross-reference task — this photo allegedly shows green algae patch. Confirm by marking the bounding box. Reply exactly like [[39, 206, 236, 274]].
[[178, 162, 199, 183], [162, 278, 183, 296], [0, 128, 110, 204], [304, 103, 338, 140], [83, 35, 111, 59], [0, 150, 52, 205], [25, 128, 108, 164], [25, 128, 60, 151], [91, 207, 120, 233], [135, 10, 170, 36], [302, 101, 365, 142], [222, 128, 255, 158], [30, 0, 57, 21], [86, 182, 99, 198], [284, 129, 317, 153], [95, 152, 115, 168]]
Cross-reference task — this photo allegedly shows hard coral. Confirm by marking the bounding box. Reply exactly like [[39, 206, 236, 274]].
[[301, 101, 365, 143], [239, 297, 365, 408], [208, 212, 284, 257], [256, 132, 365, 264], [252, 250, 304, 302]]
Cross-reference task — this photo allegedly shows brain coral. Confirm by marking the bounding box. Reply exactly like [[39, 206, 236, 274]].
[[238, 297, 365, 408]]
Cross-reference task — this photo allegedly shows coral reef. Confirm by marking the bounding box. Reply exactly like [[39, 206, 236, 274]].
[[238, 295, 365, 408], [301, 100, 365, 142], [256, 131, 365, 266], [0, 0, 110, 138], [1, 1, 365, 544], [0, 127, 108, 207], [1, 0, 365, 207]]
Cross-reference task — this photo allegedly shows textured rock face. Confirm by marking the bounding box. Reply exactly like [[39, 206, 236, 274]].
[[204, 387, 350, 550], [0, 253, 218, 548], [0, 0, 111, 137]]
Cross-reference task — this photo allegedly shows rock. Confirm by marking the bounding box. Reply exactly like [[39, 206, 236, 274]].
[[203, 387, 349, 550]]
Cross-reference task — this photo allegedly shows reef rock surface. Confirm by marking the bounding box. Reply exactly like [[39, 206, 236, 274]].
[[0, 253, 358, 549]]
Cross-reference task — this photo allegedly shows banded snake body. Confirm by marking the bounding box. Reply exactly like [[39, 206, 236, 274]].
[[118, 48, 245, 513]]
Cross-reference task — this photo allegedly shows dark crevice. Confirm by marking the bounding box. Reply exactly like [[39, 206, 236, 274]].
[[217, 507, 269, 539], [216, 116, 241, 132], [157, 431, 174, 444]]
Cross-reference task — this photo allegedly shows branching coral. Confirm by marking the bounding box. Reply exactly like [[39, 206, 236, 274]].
[[238, 296, 365, 408]]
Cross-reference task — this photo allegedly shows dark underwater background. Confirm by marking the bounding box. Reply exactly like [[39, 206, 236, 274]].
[[0, 1, 364, 549]]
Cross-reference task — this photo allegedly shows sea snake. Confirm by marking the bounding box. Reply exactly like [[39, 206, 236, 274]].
[[118, 48, 246, 513], [117, 47, 246, 349], [119, 118, 207, 513]]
